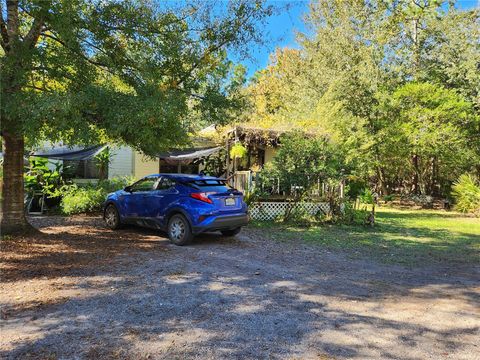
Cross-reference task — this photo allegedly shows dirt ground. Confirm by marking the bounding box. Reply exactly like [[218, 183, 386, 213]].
[[1, 216, 479, 359]]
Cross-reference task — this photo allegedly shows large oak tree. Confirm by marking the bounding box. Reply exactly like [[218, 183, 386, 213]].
[[0, 0, 272, 234]]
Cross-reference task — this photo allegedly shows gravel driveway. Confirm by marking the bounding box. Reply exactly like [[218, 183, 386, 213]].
[[1, 216, 479, 359]]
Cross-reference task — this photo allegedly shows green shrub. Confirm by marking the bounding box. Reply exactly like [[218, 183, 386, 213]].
[[345, 176, 367, 200], [24, 157, 64, 196], [256, 132, 345, 217], [278, 200, 362, 226], [61, 185, 107, 214], [451, 174, 480, 215], [58, 176, 134, 215], [359, 188, 375, 205]]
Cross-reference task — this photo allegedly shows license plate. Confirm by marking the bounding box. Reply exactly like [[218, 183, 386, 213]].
[[225, 197, 235, 206]]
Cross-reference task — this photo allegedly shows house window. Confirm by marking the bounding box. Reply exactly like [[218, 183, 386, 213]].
[[159, 159, 199, 174], [63, 159, 104, 179], [159, 159, 178, 173], [179, 163, 199, 174]]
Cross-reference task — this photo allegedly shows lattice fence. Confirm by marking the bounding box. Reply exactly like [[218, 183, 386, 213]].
[[249, 201, 330, 221]]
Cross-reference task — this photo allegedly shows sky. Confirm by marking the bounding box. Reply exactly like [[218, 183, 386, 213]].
[[237, 0, 479, 79]]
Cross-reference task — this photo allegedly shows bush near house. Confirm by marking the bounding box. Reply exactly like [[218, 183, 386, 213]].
[[24, 157, 64, 195], [56, 176, 135, 215], [60, 186, 107, 215]]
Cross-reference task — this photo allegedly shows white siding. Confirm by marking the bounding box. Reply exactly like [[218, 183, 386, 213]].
[[108, 146, 133, 179]]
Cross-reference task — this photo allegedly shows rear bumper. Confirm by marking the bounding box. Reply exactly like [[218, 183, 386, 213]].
[[193, 214, 249, 234]]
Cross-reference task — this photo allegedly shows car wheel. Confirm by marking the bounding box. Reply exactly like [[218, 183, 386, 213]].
[[168, 214, 193, 245], [221, 227, 241, 237], [104, 204, 121, 230]]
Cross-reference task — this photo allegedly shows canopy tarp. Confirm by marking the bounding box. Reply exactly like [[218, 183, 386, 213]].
[[158, 146, 222, 165], [31, 145, 107, 161]]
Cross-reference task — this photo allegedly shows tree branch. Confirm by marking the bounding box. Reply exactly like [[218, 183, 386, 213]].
[[40, 32, 114, 73], [24, 16, 45, 49], [177, 37, 232, 87], [175, 9, 257, 87]]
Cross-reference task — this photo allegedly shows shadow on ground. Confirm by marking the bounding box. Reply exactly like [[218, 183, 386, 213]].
[[1, 216, 479, 359]]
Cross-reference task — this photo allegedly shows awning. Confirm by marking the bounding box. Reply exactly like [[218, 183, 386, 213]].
[[31, 145, 107, 161], [158, 146, 222, 165]]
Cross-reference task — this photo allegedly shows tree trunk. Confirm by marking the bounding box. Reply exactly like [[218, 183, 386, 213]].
[[430, 156, 438, 196], [412, 154, 419, 194], [1, 132, 34, 235], [376, 167, 388, 195]]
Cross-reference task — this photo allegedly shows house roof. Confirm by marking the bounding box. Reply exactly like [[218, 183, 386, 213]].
[[236, 125, 286, 138], [226, 124, 319, 145], [225, 125, 288, 145]]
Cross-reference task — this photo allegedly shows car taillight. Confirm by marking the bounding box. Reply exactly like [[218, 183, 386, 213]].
[[190, 192, 213, 204]]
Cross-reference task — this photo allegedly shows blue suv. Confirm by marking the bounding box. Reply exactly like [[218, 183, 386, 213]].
[[103, 174, 249, 245]]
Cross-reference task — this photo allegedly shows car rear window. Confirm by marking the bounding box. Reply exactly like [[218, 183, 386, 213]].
[[187, 180, 232, 193]]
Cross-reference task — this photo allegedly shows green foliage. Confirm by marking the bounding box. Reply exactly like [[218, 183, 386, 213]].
[[387, 82, 479, 194], [243, 182, 263, 206], [257, 132, 344, 201], [245, 0, 480, 198], [229, 143, 247, 159], [451, 174, 480, 215], [201, 148, 227, 177], [94, 147, 114, 180], [359, 189, 375, 206], [345, 176, 368, 200], [254, 132, 347, 223], [283, 204, 318, 227], [1, 1, 273, 151], [97, 176, 135, 194], [258, 200, 371, 227], [60, 185, 107, 215], [1, 0, 274, 231], [58, 176, 134, 215], [24, 157, 64, 196]]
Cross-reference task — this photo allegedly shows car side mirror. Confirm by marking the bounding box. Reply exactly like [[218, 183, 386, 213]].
[[124, 186, 133, 193]]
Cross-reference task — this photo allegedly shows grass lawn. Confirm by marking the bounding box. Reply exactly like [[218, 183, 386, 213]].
[[249, 207, 480, 266]]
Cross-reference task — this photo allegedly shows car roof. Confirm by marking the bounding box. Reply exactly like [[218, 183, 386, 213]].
[[146, 173, 225, 182]]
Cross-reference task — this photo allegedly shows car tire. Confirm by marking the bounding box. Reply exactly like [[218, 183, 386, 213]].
[[221, 227, 241, 237], [168, 214, 193, 246], [104, 204, 122, 230]]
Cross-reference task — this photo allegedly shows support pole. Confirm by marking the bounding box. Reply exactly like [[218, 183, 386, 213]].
[[226, 138, 230, 180]]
